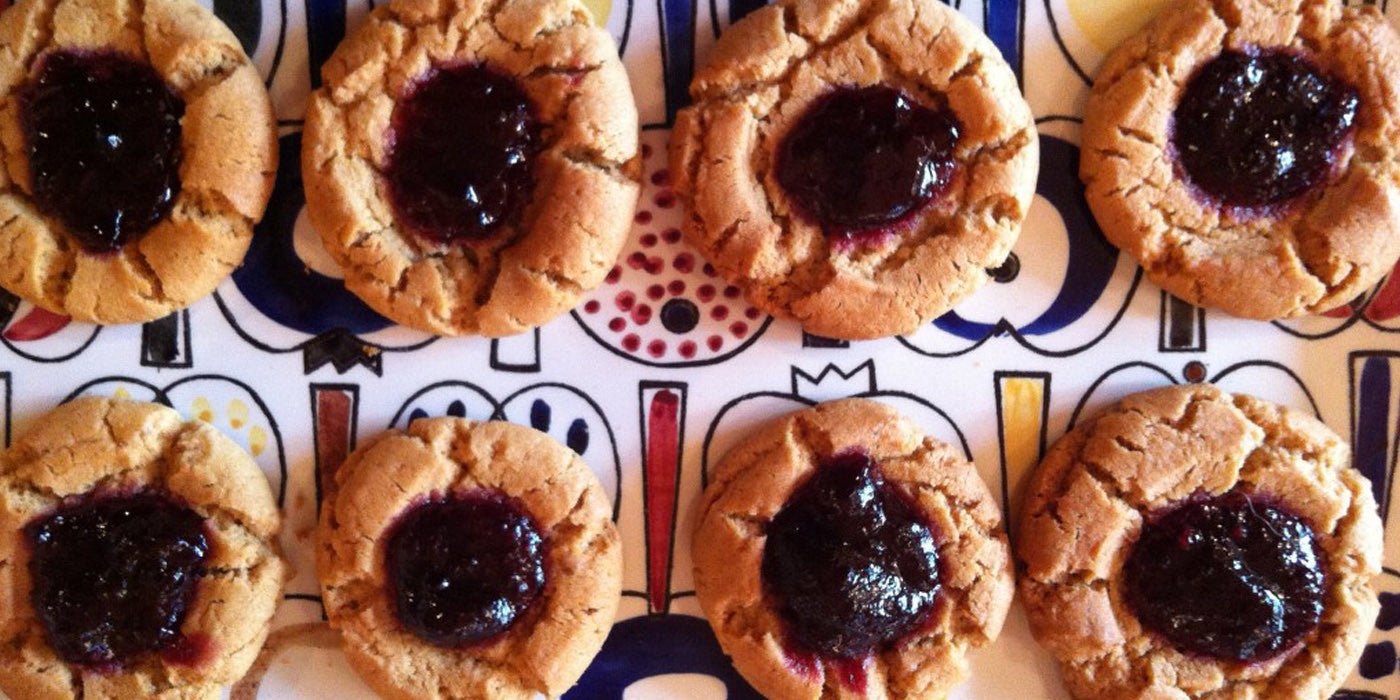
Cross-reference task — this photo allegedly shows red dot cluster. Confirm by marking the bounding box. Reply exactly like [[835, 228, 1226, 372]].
[[577, 138, 764, 360]]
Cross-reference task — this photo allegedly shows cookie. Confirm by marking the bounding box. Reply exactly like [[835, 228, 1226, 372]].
[[693, 398, 1014, 700], [0, 397, 285, 700], [316, 417, 622, 700], [1080, 0, 1400, 320], [302, 0, 642, 337], [0, 0, 277, 325], [670, 0, 1038, 340], [1017, 384, 1383, 700]]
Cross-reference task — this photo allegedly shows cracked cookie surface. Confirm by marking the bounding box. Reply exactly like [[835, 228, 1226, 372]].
[[0, 397, 285, 700], [1080, 0, 1400, 320], [302, 0, 642, 337], [670, 0, 1038, 340], [316, 417, 622, 700], [0, 0, 277, 325], [1016, 383, 1383, 700], [693, 398, 1014, 700]]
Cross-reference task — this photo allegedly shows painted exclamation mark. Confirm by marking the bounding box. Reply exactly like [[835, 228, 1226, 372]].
[[995, 372, 1050, 519], [984, 0, 1023, 81], [640, 382, 686, 615], [659, 0, 695, 121], [310, 384, 359, 509], [1351, 353, 1398, 522], [1159, 291, 1206, 352], [304, 0, 346, 88], [141, 310, 192, 368]]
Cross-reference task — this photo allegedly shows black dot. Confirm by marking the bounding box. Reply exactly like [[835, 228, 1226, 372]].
[[660, 298, 700, 334], [988, 252, 1020, 283]]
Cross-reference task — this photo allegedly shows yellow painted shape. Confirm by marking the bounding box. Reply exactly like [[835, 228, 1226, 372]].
[[228, 399, 249, 429], [1067, 0, 1173, 54], [191, 397, 214, 423], [113, 387, 131, 400], [249, 426, 267, 457], [580, 0, 611, 25], [999, 377, 1045, 479]]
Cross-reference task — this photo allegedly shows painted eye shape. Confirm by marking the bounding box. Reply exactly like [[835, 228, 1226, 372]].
[[392, 383, 619, 508]]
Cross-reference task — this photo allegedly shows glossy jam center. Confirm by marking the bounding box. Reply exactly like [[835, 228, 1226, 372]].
[[776, 85, 960, 240], [386, 63, 540, 245], [384, 492, 546, 647], [1123, 492, 1325, 662], [21, 50, 184, 253], [1172, 49, 1358, 210], [761, 451, 941, 659], [26, 493, 209, 668]]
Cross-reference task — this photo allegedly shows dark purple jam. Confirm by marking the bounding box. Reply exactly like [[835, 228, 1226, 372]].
[[386, 63, 540, 245], [761, 451, 941, 660], [1172, 49, 1358, 211], [776, 85, 960, 242], [1123, 491, 1325, 663], [21, 50, 185, 253], [25, 493, 209, 668], [384, 491, 546, 647]]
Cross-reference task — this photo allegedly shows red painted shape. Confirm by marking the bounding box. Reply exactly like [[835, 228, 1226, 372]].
[[1366, 270, 1400, 321], [3, 306, 70, 341], [644, 389, 682, 614], [315, 390, 354, 500]]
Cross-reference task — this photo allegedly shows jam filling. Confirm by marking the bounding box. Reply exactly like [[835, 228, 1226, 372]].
[[385, 63, 541, 245], [1123, 491, 1325, 663], [1172, 49, 1359, 211], [776, 85, 960, 243], [384, 491, 547, 647], [21, 50, 185, 253], [761, 451, 941, 660], [26, 493, 209, 668]]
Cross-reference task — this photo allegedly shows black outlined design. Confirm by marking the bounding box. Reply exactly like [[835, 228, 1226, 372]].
[[390, 380, 624, 520], [1041, 0, 1094, 85], [637, 381, 687, 614], [993, 370, 1051, 520], [140, 310, 193, 368], [701, 367, 972, 488], [490, 329, 542, 372], [791, 360, 878, 397], [1269, 258, 1400, 341], [62, 375, 290, 506], [608, 0, 637, 56], [213, 293, 436, 376], [309, 383, 360, 511], [0, 290, 101, 363], [1159, 291, 1206, 352], [573, 130, 773, 367], [214, 0, 288, 88], [899, 135, 1143, 359], [1068, 360, 1321, 430], [801, 332, 850, 349], [1067, 361, 1179, 430], [1211, 360, 1321, 418], [1350, 351, 1400, 528]]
